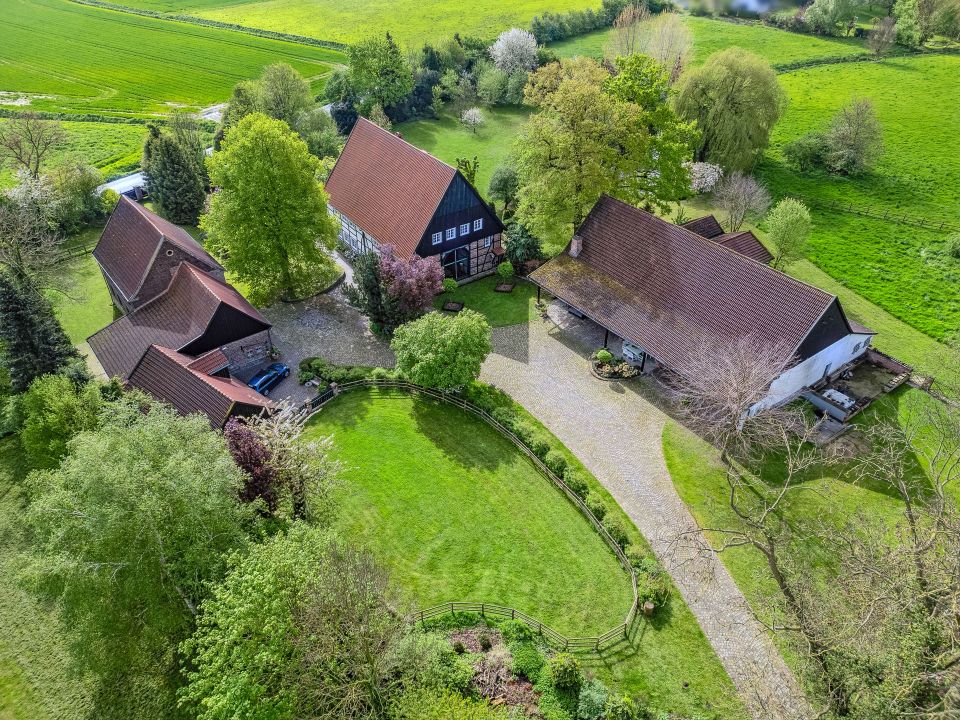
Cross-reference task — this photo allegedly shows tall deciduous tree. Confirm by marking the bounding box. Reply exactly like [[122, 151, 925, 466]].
[[488, 164, 519, 216], [489, 28, 539, 74], [604, 54, 698, 211], [143, 124, 206, 225], [258, 63, 314, 130], [713, 171, 771, 232], [765, 197, 811, 270], [515, 58, 650, 240], [19, 374, 101, 468], [391, 309, 492, 389], [824, 97, 884, 176], [202, 113, 339, 304], [0, 113, 66, 178], [0, 271, 79, 393], [25, 399, 256, 718], [349, 34, 415, 112], [674, 48, 785, 171]]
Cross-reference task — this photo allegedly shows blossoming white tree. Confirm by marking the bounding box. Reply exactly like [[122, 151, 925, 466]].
[[460, 107, 485, 133], [489, 28, 538, 74]]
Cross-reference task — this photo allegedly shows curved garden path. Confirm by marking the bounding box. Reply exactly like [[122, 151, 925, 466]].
[[480, 304, 813, 720]]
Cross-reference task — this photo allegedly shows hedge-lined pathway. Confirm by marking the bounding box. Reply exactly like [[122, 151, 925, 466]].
[[480, 304, 813, 720]]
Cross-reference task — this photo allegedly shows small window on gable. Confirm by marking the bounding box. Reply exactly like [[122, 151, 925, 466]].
[[460, 223, 470, 236], [473, 218, 483, 232], [484, 237, 492, 248], [431, 232, 442, 245], [446, 227, 456, 241]]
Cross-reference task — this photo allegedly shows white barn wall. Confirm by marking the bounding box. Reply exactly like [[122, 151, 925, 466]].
[[751, 333, 874, 413]]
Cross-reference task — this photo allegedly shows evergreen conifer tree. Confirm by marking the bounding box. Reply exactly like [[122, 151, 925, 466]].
[[0, 271, 79, 392], [143, 125, 206, 225]]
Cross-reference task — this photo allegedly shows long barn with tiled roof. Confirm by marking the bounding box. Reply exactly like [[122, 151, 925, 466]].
[[325, 117, 504, 282], [530, 196, 875, 412]]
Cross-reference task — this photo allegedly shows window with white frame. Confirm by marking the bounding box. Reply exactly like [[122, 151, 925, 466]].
[[483, 237, 492, 248], [460, 222, 470, 235], [431, 232, 442, 245], [446, 227, 456, 241], [473, 218, 483, 231]]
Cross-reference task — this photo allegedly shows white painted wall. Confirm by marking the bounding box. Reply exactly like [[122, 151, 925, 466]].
[[750, 333, 874, 414]]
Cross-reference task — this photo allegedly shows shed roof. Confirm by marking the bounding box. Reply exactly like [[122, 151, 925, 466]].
[[88, 263, 268, 380], [324, 118, 457, 258], [529, 196, 837, 372], [93, 196, 222, 301], [711, 231, 773, 264], [680, 214, 725, 239], [129, 345, 273, 428]]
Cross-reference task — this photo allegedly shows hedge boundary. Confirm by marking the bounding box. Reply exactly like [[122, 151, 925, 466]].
[[305, 379, 641, 652], [66, 0, 349, 52]]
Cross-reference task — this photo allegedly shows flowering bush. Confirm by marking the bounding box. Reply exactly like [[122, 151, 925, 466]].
[[685, 161, 723, 194]]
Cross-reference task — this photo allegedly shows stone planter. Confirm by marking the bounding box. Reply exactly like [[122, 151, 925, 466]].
[[642, 601, 656, 617]]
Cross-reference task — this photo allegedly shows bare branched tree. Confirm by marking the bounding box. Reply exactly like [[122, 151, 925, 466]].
[[0, 113, 66, 178], [713, 171, 772, 232], [245, 400, 341, 521], [605, 8, 692, 82], [868, 16, 898, 55], [0, 197, 63, 288], [291, 544, 402, 720], [605, 3, 651, 60]]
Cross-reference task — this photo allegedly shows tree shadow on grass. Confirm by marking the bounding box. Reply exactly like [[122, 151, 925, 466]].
[[409, 394, 509, 474]]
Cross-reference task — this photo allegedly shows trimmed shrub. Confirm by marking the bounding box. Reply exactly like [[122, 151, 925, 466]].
[[442, 277, 459, 293], [531, 435, 552, 461], [453, 640, 466, 654], [602, 515, 629, 549], [509, 640, 545, 680], [593, 348, 614, 364], [577, 679, 610, 720], [585, 491, 608, 521], [548, 653, 583, 693], [562, 468, 589, 499], [605, 694, 642, 720], [478, 632, 493, 651], [544, 449, 567, 477], [635, 558, 670, 609], [497, 260, 515, 278], [625, 544, 647, 569], [501, 619, 535, 643]]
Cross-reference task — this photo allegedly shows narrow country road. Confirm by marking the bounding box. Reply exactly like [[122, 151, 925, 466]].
[[480, 304, 813, 720]]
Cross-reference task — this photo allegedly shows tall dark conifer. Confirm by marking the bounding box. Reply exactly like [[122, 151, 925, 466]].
[[143, 124, 206, 225], [0, 271, 79, 392]]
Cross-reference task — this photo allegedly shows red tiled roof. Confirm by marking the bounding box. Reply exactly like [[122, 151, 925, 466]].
[[711, 231, 773, 264], [187, 348, 230, 374], [93, 196, 222, 301], [681, 214, 725, 239], [129, 345, 272, 428], [324, 118, 456, 258], [529, 196, 836, 372], [88, 263, 269, 380]]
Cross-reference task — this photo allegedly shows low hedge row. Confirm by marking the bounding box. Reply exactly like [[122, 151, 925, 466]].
[[297, 357, 387, 385], [68, 0, 349, 51]]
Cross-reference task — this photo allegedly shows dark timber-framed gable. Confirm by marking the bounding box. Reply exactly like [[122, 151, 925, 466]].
[[415, 172, 503, 258]]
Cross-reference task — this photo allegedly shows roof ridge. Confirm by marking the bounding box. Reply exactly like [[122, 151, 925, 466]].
[[597, 195, 835, 303], [355, 117, 457, 174]]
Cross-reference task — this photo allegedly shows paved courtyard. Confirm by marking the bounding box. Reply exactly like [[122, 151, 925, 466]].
[[481, 303, 813, 720]]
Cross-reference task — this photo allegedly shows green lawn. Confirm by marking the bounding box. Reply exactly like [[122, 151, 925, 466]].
[[0, 436, 93, 719], [759, 53, 960, 342], [304, 388, 746, 718], [0, 0, 344, 118], [551, 15, 870, 65], [397, 107, 531, 200], [174, 0, 601, 45], [46, 231, 117, 345], [435, 276, 537, 327]]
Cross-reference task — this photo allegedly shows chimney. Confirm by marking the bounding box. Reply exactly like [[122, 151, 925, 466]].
[[570, 234, 583, 258]]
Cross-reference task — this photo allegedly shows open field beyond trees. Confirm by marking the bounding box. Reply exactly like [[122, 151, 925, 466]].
[[0, 0, 344, 117], [303, 388, 746, 718], [113, 0, 602, 45]]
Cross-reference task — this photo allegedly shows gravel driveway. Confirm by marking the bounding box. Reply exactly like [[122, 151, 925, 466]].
[[481, 303, 813, 720]]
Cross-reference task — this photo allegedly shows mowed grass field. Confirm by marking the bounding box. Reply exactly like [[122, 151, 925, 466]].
[[115, 0, 602, 44], [758, 53, 960, 341], [304, 388, 746, 718], [0, 0, 345, 117], [551, 15, 870, 64]]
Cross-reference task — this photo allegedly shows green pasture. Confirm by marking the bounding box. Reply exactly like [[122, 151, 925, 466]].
[[0, 0, 345, 117], [181, 0, 600, 45], [761, 53, 960, 341], [551, 15, 870, 64], [304, 388, 746, 717]]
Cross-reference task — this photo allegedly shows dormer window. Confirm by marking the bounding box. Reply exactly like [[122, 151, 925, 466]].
[[446, 227, 456, 241], [432, 232, 442, 245]]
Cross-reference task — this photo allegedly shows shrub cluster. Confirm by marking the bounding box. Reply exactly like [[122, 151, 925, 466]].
[[529, 0, 671, 42], [297, 357, 381, 386]]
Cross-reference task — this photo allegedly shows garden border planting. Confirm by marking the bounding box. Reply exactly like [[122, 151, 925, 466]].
[[306, 379, 640, 652]]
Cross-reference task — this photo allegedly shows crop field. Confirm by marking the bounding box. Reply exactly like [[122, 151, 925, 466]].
[[0, 0, 345, 117], [175, 0, 600, 45], [551, 15, 871, 65], [760, 53, 960, 341]]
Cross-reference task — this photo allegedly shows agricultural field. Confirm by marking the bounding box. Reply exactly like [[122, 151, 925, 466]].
[[761, 53, 960, 341], [0, 0, 345, 118], [304, 388, 746, 718], [0, 119, 147, 187], [551, 14, 871, 65], [116, 0, 601, 45]]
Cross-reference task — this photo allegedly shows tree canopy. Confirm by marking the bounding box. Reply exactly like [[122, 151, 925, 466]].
[[391, 309, 492, 389], [143, 122, 206, 225], [202, 113, 339, 304], [674, 48, 785, 171], [349, 34, 415, 112]]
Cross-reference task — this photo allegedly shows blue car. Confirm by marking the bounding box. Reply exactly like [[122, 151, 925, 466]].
[[247, 362, 290, 396]]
